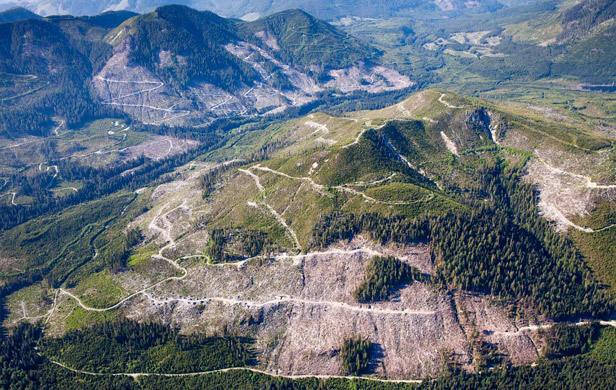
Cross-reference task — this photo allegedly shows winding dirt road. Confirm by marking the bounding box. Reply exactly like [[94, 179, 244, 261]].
[[37, 206, 431, 383], [96, 76, 190, 125], [46, 360, 423, 383], [538, 158, 616, 190], [24, 182, 616, 384], [341, 128, 368, 149], [438, 93, 462, 109], [489, 118, 615, 234], [492, 319, 616, 337], [535, 159, 616, 233], [240, 167, 303, 251], [251, 165, 434, 206]]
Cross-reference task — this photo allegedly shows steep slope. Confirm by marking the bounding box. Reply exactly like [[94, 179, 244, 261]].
[[93, 5, 412, 126], [78, 10, 139, 28], [0, 11, 140, 137], [561, 0, 616, 38], [243, 9, 380, 73], [109, 6, 256, 90], [551, 0, 616, 83], [0, 18, 101, 136]]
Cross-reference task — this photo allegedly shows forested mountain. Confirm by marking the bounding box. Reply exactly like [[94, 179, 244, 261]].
[[243, 9, 379, 70], [110, 6, 378, 90], [0, 10, 137, 136], [561, 0, 616, 38], [93, 5, 407, 127], [0, 5, 410, 134], [3, 0, 614, 139]]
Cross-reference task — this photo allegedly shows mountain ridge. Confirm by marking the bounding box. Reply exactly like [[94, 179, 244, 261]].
[[5, 0, 516, 20], [0, 6, 41, 22]]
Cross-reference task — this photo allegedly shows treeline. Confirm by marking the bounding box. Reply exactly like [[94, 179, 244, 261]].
[[0, 323, 137, 389], [312, 159, 613, 319], [42, 318, 254, 374], [199, 160, 244, 199], [542, 323, 601, 359], [312, 212, 429, 248], [0, 321, 406, 390], [353, 256, 424, 302], [430, 209, 611, 318], [2, 322, 616, 389], [340, 336, 372, 376]]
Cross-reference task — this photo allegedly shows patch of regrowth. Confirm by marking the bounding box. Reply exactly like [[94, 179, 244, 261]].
[[207, 228, 279, 263], [71, 271, 126, 308], [340, 335, 372, 376]]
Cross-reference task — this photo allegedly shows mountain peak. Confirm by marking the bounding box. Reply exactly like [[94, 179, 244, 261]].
[[258, 8, 321, 24], [273, 8, 315, 18], [0, 6, 41, 23], [154, 4, 225, 21]]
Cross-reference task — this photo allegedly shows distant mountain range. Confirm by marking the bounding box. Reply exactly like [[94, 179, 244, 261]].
[[0, 5, 40, 22], [0, 0, 520, 20]]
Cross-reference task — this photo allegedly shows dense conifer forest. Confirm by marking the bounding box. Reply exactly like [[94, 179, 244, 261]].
[[340, 336, 372, 376], [313, 159, 614, 319]]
